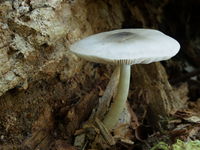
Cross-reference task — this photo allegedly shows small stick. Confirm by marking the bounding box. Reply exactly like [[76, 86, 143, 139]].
[[95, 118, 115, 145]]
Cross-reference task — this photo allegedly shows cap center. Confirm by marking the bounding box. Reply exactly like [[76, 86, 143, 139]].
[[107, 32, 136, 42]]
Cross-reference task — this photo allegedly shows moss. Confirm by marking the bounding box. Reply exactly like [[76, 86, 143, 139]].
[[151, 140, 200, 150], [151, 142, 169, 150], [172, 140, 200, 150]]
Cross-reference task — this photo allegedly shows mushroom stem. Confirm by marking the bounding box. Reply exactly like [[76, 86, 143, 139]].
[[103, 64, 131, 130]]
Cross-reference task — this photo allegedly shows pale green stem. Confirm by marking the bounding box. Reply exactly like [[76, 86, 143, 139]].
[[103, 64, 131, 130]]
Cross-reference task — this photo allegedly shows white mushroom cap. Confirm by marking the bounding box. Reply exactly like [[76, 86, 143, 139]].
[[69, 29, 180, 65]]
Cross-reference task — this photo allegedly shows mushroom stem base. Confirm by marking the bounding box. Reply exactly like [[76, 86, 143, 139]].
[[103, 64, 131, 130]]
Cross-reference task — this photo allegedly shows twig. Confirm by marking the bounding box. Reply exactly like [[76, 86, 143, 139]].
[[95, 118, 115, 146]]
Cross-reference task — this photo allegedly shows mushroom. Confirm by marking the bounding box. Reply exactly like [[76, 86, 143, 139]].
[[69, 29, 180, 130]]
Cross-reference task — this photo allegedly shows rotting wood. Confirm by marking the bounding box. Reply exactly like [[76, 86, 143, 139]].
[[23, 105, 54, 149], [23, 130, 52, 150], [66, 89, 99, 136], [131, 63, 183, 127]]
